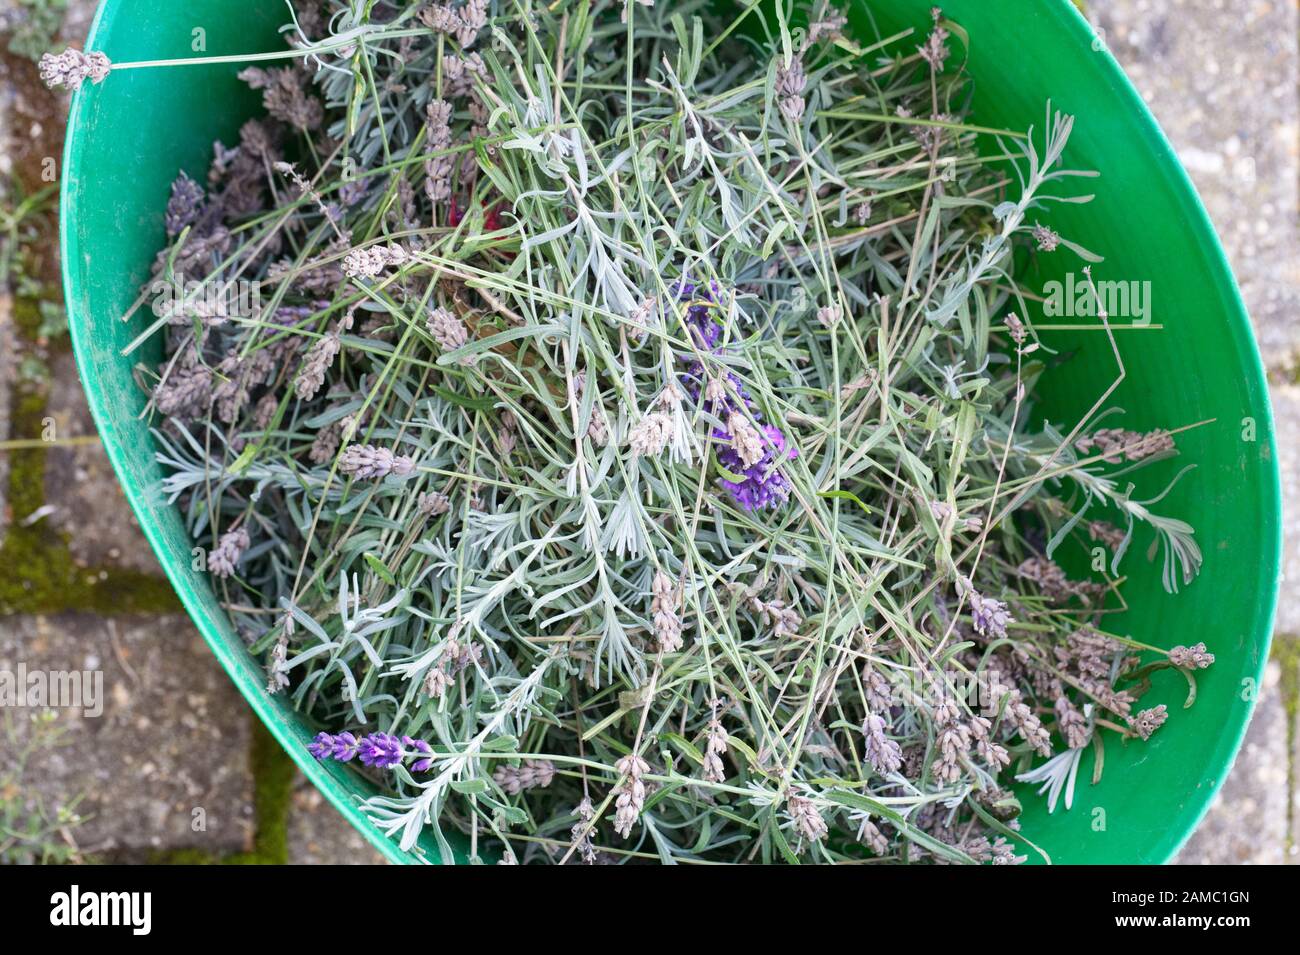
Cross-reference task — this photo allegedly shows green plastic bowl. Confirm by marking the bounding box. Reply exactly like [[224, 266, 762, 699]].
[[61, 0, 1280, 864]]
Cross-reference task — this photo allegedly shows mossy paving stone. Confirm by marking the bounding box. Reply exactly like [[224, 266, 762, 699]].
[[0, 292, 14, 536], [44, 349, 168, 575], [0, 25, 375, 864]]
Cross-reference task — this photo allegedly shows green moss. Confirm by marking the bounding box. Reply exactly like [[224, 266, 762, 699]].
[[10, 292, 46, 343], [1, 294, 179, 616], [0, 416, 180, 618], [244, 720, 294, 864], [7, 387, 49, 515], [0, 526, 181, 614]]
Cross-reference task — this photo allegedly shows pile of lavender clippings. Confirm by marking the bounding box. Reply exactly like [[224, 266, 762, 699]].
[[46, 0, 1213, 864]]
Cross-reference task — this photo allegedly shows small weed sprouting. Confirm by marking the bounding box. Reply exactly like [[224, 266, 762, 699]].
[[0, 710, 86, 864]]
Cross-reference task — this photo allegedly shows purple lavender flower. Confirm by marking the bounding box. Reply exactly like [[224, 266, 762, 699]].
[[671, 277, 725, 349], [357, 732, 403, 768], [309, 730, 439, 772], [969, 591, 1012, 639], [274, 304, 317, 325], [666, 274, 798, 512], [165, 171, 205, 237], [338, 178, 369, 207], [331, 731, 360, 762], [403, 735, 435, 773], [718, 424, 798, 511], [307, 731, 359, 762], [273, 300, 330, 328]]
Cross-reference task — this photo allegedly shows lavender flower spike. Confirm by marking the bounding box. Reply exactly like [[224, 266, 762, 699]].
[[717, 424, 798, 511], [671, 277, 725, 349], [307, 731, 362, 762], [357, 732, 404, 768], [165, 172, 205, 237], [962, 580, 1012, 639], [402, 736, 436, 773], [1168, 642, 1215, 670], [208, 527, 250, 579], [307, 732, 335, 760], [309, 731, 436, 772], [339, 444, 415, 479]]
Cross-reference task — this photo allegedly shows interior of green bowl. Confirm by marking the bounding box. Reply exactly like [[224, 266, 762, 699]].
[[61, 0, 1278, 864]]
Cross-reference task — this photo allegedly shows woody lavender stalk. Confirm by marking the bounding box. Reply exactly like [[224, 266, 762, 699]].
[[54, 0, 1212, 864]]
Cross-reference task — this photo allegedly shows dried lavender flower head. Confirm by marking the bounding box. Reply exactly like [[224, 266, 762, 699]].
[[774, 53, 807, 123], [295, 328, 342, 401], [650, 569, 683, 653], [493, 759, 556, 795], [39, 47, 111, 90], [427, 305, 471, 355], [918, 8, 950, 70], [1129, 704, 1169, 741], [343, 244, 409, 279], [787, 792, 829, 844], [339, 444, 416, 480], [628, 412, 672, 457], [612, 754, 649, 838], [165, 171, 205, 237], [1168, 642, 1215, 670], [1030, 222, 1061, 252], [962, 579, 1012, 639], [208, 527, 249, 579]]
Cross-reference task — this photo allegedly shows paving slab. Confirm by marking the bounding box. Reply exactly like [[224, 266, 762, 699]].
[[0, 613, 255, 857], [44, 349, 164, 574], [1269, 384, 1300, 634], [1090, 0, 1299, 866], [288, 780, 387, 865], [1174, 659, 1292, 864]]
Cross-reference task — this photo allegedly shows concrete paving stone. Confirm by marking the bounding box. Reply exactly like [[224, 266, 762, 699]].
[[287, 780, 387, 865], [58, 0, 97, 46], [1175, 659, 1292, 864], [0, 613, 255, 857], [1293, 648, 1300, 857], [1088, 0, 1300, 369], [43, 349, 165, 574], [2, 19, 74, 543], [1270, 384, 1300, 634]]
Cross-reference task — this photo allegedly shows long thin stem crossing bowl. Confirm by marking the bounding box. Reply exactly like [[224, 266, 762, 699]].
[[61, 0, 1280, 863]]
